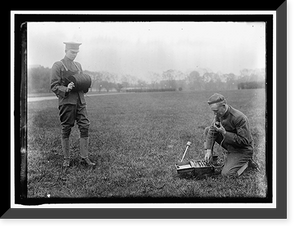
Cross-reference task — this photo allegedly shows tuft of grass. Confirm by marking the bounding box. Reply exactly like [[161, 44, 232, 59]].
[[27, 89, 267, 200]]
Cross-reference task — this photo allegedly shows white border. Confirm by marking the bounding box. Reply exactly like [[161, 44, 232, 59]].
[[10, 10, 277, 210], [10, 11, 16, 210], [12, 202, 275, 209], [11, 10, 276, 15], [272, 11, 277, 210]]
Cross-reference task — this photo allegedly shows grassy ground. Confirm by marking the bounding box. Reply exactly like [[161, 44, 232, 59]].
[[27, 89, 267, 201]]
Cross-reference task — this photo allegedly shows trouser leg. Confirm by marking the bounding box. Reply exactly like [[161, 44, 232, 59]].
[[59, 104, 76, 167], [221, 151, 252, 176], [59, 104, 76, 138], [76, 102, 90, 138], [61, 138, 70, 167], [79, 137, 89, 158], [80, 137, 95, 166], [75, 102, 95, 166]]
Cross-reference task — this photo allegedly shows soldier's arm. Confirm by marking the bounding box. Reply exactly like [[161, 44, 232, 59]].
[[50, 62, 69, 98], [223, 116, 253, 148]]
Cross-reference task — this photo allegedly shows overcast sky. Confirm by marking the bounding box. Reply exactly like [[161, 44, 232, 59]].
[[28, 21, 265, 79]]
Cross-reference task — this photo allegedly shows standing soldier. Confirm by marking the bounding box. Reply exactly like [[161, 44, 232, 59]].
[[50, 42, 95, 167], [203, 93, 258, 176]]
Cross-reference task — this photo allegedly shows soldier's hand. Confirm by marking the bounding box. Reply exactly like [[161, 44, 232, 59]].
[[67, 82, 75, 92], [214, 122, 226, 136], [204, 150, 212, 162]]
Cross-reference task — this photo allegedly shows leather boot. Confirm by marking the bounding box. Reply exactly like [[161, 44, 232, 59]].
[[61, 138, 70, 167], [80, 137, 95, 166]]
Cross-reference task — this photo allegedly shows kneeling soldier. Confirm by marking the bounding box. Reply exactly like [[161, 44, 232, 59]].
[[203, 93, 257, 176], [50, 42, 95, 167]]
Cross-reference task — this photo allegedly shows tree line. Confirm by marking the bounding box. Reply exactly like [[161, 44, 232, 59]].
[[27, 65, 265, 93]]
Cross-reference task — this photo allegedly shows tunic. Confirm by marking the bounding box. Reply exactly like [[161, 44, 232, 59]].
[[220, 105, 254, 153], [50, 56, 86, 106]]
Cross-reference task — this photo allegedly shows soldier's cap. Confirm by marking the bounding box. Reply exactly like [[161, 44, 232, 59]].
[[63, 42, 82, 52], [207, 93, 227, 105]]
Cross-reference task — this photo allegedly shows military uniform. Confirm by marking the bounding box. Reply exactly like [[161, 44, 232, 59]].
[[51, 56, 89, 138], [204, 94, 254, 176], [50, 42, 94, 167]]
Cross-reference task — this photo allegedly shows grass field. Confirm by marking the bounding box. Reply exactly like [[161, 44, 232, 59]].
[[27, 89, 268, 201]]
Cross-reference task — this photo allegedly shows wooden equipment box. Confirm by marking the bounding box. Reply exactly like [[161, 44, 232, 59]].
[[175, 159, 215, 178]]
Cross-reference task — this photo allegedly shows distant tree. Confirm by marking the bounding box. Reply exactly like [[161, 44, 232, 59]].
[[224, 73, 237, 90], [203, 72, 215, 91], [121, 81, 130, 88], [137, 79, 147, 89], [238, 81, 265, 89], [176, 79, 187, 91], [100, 80, 113, 92], [147, 72, 161, 84], [28, 66, 51, 93], [186, 70, 205, 91], [85, 70, 102, 92], [162, 69, 177, 89], [27, 65, 266, 94], [115, 83, 123, 92], [212, 73, 223, 90], [239, 68, 265, 83]]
